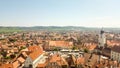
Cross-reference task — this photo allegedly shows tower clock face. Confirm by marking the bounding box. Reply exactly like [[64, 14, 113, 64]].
[[100, 30, 104, 34]]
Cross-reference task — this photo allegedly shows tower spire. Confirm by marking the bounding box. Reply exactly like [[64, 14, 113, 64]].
[[98, 28, 106, 48]]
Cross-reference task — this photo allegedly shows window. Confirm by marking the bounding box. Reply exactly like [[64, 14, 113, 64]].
[[29, 64, 32, 68], [54, 62, 56, 65]]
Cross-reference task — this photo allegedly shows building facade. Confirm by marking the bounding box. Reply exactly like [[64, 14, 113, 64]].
[[111, 45, 120, 63]]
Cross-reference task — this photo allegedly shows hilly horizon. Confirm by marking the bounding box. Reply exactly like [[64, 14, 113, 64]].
[[0, 26, 120, 33]]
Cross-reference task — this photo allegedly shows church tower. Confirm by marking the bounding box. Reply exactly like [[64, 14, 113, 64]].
[[98, 29, 106, 48]]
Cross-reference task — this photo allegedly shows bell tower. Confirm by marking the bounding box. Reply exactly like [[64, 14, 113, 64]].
[[98, 29, 106, 48]]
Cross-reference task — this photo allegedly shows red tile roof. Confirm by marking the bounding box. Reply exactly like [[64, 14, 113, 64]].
[[49, 54, 68, 66], [17, 57, 25, 63], [37, 63, 47, 68], [88, 44, 97, 51], [76, 57, 85, 64], [49, 41, 73, 47], [0, 64, 13, 68], [29, 45, 43, 61], [28, 45, 43, 52], [13, 60, 20, 68], [107, 40, 120, 47]]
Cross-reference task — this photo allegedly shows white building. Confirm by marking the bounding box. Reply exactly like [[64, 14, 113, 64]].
[[23, 45, 44, 68], [24, 54, 44, 68], [111, 45, 120, 63]]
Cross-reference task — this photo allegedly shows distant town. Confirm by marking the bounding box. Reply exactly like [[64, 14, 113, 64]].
[[0, 26, 120, 68]]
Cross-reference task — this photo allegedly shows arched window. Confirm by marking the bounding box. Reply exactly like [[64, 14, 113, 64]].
[[29, 64, 33, 68]]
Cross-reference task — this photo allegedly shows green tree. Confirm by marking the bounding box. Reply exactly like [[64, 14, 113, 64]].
[[62, 65, 68, 68], [53, 48, 59, 51], [9, 38, 16, 42], [72, 46, 78, 50], [1, 50, 7, 57], [19, 46, 26, 51], [10, 54, 16, 59], [4, 56, 10, 59], [84, 48, 89, 53]]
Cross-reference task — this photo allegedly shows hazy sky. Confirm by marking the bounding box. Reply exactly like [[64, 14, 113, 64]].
[[0, 0, 120, 27]]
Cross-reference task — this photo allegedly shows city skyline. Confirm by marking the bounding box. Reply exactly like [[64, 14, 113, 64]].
[[0, 0, 120, 27]]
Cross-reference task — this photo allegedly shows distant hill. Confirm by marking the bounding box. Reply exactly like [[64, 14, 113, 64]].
[[0, 26, 120, 33], [19, 26, 101, 31], [0, 27, 22, 33]]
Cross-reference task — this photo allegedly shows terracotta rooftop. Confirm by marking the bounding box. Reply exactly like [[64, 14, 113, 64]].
[[21, 52, 28, 58], [107, 40, 120, 47], [49, 41, 73, 47], [13, 60, 20, 68], [49, 54, 68, 66], [49, 54, 61, 62], [84, 53, 99, 66], [76, 57, 85, 64], [0, 64, 13, 68], [28, 45, 43, 52], [29, 45, 43, 61], [1, 45, 9, 49], [17, 57, 25, 63], [37, 62, 47, 68], [71, 54, 85, 65], [87, 44, 97, 51]]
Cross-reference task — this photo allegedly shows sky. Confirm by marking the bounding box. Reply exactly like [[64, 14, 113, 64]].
[[0, 0, 120, 27]]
